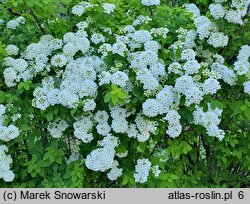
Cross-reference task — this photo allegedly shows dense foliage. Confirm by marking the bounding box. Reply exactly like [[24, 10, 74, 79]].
[[0, 0, 250, 188]]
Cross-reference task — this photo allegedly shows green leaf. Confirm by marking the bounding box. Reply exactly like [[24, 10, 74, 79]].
[[12, 1, 19, 7], [210, 100, 224, 110], [240, 105, 247, 111], [23, 83, 30, 91], [46, 112, 53, 121], [18, 82, 24, 90], [111, 95, 118, 104], [244, 108, 250, 119], [104, 92, 112, 103]]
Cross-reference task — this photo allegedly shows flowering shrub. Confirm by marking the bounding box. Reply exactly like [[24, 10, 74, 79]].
[[0, 0, 250, 187]]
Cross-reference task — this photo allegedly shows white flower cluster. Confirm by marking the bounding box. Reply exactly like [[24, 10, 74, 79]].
[[3, 35, 62, 87], [133, 158, 151, 183], [111, 71, 129, 87], [234, 45, 250, 76], [126, 30, 166, 90], [6, 16, 26, 30], [142, 85, 178, 117], [243, 81, 250, 95], [150, 28, 169, 38], [5, 45, 19, 56], [72, 2, 93, 16], [91, 33, 105, 44], [85, 147, 115, 172], [98, 43, 112, 57], [66, 139, 82, 164], [175, 75, 203, 106], [94, 110, 111, 136], [202, 77, 221, 95], [102, 3, 116, 14], [48, 119, 68, 138], [210, 0, 250, 25], [129, 114, 157, 142], [0, 145, 15, 182], [132, 15, 152, 27], [73, 115, 94, 143], [83, 99, 96, 112], [141, 0, 160, 6], [107, 161, 123, 181], [187, 7, 229, 48], [193, 105, 225, 140], [110, 106, 128, 134], [11, 113, 22, 122], [0, 105, 20, 142], [85, 134, 119, 172], [32, 54, 100, 110], [192, 1, 250, 26], [207, 32, 229, 48], [3, 0, 250, 182], [209, 3, 225, 19], [210, 61, 237, 86], [151, 165, 161, 177], [184, 3, 200, 17], [165, 110, 182, 138]]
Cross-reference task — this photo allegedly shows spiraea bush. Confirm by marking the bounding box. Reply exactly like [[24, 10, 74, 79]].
[[0, 0, 250, 187]]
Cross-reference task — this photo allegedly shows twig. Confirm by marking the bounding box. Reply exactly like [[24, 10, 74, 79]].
[[30, 9, 46, 34], [242, 3, 250, 21], [7, 8, 21, 16], [149, 7, 154, 16]]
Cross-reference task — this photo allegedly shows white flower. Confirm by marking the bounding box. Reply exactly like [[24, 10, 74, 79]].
[[150, 27, 169, 38], [48, 119, 68, 138], [72, 5, 85, 16], [151, 165, 161, 177], [0, 145, 15, 182], [6, 20, 19, 30], [184, 3, 200, 17], [5, 45, 19, 56], [94, 111, 109, 123], [85, 147, 115, 172], [185, 86, 203, 106], [144, 41, 160, 52], [202, 77, 221, 95], [181, 49, 196, 61], [175, 75, 195, 94], [207, 32, 229, 48], [111, 71, 128, 87], [133, 30, 152, 44], [209, 3, 225, 20], [243, 81, 250, 95], [73, 116, 94, 143], [168, 62, 183, 75], [107, 166, 123, 180], [225, 10, 243, 25], [16, 16, 26, 24], [112, 43, 128, 56], [134, 158, 151, 183], [183, 60, 200, 75], [142, 99, 164, 117], [83, 99, 96, 112], [0, 125, 20, 142], [141, 0, 160, 6], [96, 122, 111, 136], [234, 60, 250, 75], [91, 33, 105, 44], [76, 21, 88, 30], [193, 105, 224, 140], [51, 54, 67, 67], [102, 3, 116, 14]]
